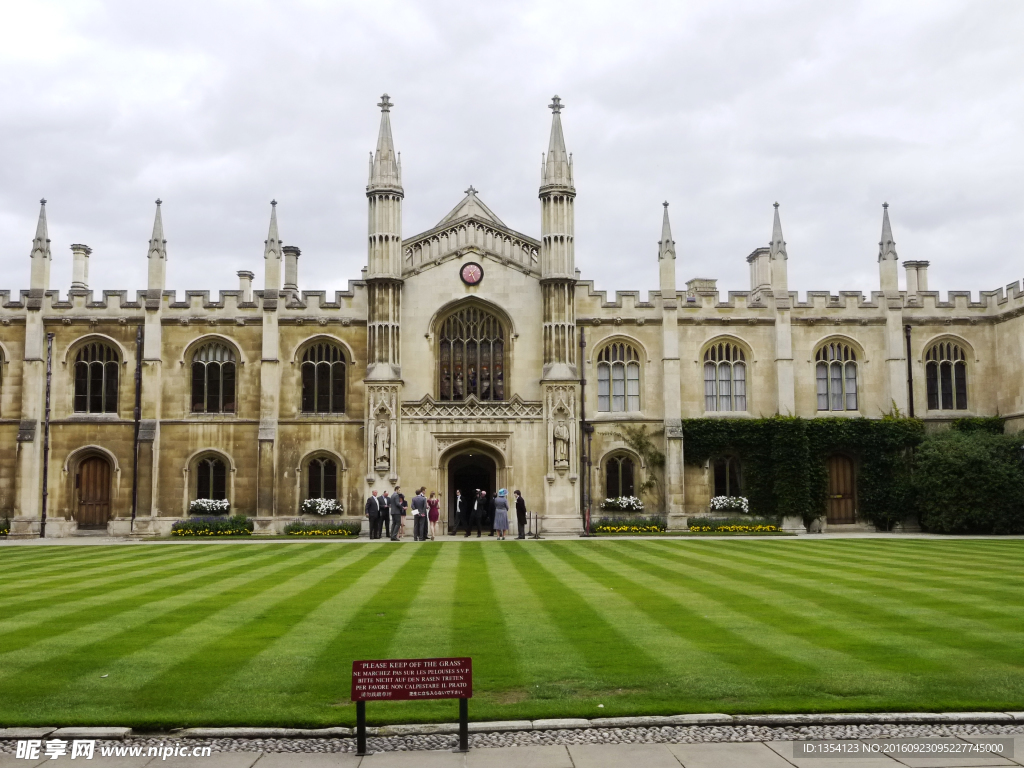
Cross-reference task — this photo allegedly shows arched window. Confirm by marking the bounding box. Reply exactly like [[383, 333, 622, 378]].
[[712, 456, 742, 497], [926, 341, 968, 410], [605, 455, 635, 498], [307, 456, 338, 500], [301, 342, 346, 413], [815, 341, 858, 411], [191, 342, 236, 414], [703, 341, 746, 412], [195, 456, 227, 500], [438, 306, 505, 401], [597, 342, 641, 412], [74, 341, 119, 413]]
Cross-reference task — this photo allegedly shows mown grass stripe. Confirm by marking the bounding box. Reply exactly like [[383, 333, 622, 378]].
[[634, 541, 1024, 673], [205, 544, 412, 725], [0, 545, 186, 585], [294, 544, 442, 723], [0, 545, 343, 726], [449, 543, 523, 697], [506, 544, 666, 689], [0, 545, 275, 654]]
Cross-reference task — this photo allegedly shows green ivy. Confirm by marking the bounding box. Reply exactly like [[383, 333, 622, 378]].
[[682, 416, 925, 527], [950, 416, 1006, 435]]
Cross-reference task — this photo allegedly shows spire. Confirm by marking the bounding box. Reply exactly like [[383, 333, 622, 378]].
[[368, 94, 402, 192], [148, 199, 166, 260], [658, 201, 675, 260], [541, 95, 574, 190], [770, 201, 787, 260], [29, 198, 51, 291], [878, 202, 897, 261], [264, 200, 282, 292]]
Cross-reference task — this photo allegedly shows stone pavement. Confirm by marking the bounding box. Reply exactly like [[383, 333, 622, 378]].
[[3, 738, 1023, 768]]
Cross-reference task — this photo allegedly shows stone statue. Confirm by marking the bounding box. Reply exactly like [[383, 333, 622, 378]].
[[374, 419, 390, 467], [553, 420, 570, 466]]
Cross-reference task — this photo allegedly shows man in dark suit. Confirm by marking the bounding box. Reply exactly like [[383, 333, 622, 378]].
[[379, 491, 391, 539], [515, 490, 527, 539], [365, 490, 381, 539], [468, 489, 486, 538], [388, 487, 403, 541]]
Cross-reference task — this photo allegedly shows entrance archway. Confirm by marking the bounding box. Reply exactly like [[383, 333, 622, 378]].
[[76, 456, 112, 528], [446, 452, 497, 534]]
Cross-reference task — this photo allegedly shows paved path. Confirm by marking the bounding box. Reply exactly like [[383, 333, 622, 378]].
[[4, 738, 1022, 768]]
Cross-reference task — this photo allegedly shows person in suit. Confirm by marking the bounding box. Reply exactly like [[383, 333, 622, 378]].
[[467, 489, 487, 538], [365, 490, 381, 539], [389, 487, 403, 541], [411, 487, 428, 541], [515, 490, 527, 539], [379, 491, 391, 539], [454, 489, 465, 536]]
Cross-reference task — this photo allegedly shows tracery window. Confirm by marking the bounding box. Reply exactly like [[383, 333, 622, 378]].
[[301, 342, 346, 413], [605, 455, 635, 498], [712, 456, 742, 497], [195, 456, 227, 500], [307, 457, 338, 500], [703, 341, 746, 412], [74, 341, 119, 413], [926, 341, 968, 410], [597, 342, 641, 412], [191, 342, 236, 414], [438, 306, 505, 401], [815, 341, 858, 411]]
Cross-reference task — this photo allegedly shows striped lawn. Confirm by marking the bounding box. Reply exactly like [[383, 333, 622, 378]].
[[1, 539, 1023, 728]]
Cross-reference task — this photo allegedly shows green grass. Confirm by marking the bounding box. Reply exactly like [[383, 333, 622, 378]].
[[1, 538, 1023, 728]]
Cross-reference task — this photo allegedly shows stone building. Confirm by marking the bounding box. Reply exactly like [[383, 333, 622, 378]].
[[3, 94, 1021, 537]]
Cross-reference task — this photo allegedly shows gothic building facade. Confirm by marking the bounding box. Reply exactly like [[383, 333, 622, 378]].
[[3, 95, 1022, 537]]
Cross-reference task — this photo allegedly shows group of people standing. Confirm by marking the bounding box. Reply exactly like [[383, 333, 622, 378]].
[[453, 488, 528, 540], [364, 486, 441, 541], [364, 486, 528, 540]]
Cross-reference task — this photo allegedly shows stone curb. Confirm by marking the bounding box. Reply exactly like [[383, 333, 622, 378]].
[[8, 712, 1022, 741]]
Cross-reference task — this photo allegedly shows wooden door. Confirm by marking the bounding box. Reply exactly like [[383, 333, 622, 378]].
[[77, 457, 111, 527], [826, 455, 856, 524]]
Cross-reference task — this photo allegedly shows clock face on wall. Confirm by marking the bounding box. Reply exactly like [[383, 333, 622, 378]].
[[460, 262, 484, 286]]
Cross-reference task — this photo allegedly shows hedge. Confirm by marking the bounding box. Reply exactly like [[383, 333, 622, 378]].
[[171, 515, 253, 536], [682, 416, 924, 528], [284, 520, 362, 537]]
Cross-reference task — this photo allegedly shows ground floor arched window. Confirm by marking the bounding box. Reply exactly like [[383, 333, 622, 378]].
[[195, 456, 227, 500], [712, 456, 742, 497], [605, 455, 635, 498], [307, 456, 338, 500]]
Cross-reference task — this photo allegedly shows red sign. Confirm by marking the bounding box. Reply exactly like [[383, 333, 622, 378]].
[[351, 657, 473, 701]]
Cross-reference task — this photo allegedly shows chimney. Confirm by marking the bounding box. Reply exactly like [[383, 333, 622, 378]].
[[746, 247, 771, 294], [916, 260, 929, 292], [70, 244, 91, 290], [283, 245, 300, 292], [904, 261, 919, 297], [237, 270, 254, 304]]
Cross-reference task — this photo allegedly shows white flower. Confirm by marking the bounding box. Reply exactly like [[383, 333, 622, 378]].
[[189, 498, 230, 514], [710, 496, 749, 513], [301, 498, 342, 515]]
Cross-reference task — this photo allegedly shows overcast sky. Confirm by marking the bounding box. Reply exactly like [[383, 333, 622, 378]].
[[1, 0, 1022, 302]]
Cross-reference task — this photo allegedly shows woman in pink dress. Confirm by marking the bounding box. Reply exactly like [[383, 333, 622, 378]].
[[427, 492, 440, 540]]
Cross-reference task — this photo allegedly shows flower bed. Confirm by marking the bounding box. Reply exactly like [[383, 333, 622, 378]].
[[188, 499, 230, 515], [689, 516, 781, 533], [172, 515, 252, 536], [283, 520, 361, 537], [592, 516, 667, 534], [300, 498, 343, 516], [0, 518, 9, 536], [599, 496, 645, 513], [710, 495, 749, 514]]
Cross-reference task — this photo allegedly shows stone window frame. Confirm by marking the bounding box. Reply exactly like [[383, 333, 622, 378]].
[[814, 338, 861, 412], [189, 339, 239, 415], [595, 339, 643, 414], [298, 339, 348, 415], [924, 337, 971, 412], [434, 301, 510, 403], [183, 449, 236, 514], [701, 337, 750, 414], [63, 334, 129, 420]]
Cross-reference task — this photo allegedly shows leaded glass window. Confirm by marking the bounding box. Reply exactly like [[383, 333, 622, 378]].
[[74, 341, 119, 413], [438, 307, 505, 401], [815, 341, 858, 411], [191, 342, 236, 414], [307, 457, 338, 500], [301, 342, 346, 413], [605, 455, 635, 497], [597, 342, 641, 412], [926, 341, 968, 410], [196, 457, 227, 500], [703, 341, 746, 412]]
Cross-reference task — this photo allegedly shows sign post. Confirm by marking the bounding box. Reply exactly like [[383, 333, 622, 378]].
[[351, 657, 473, 756]]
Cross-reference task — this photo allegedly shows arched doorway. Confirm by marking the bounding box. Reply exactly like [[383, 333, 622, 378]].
[[826, 454, 856, 524], [446, 452, 497, 534], [76, 456, 112, 528]]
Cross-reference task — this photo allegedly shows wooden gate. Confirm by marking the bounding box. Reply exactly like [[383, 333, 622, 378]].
[[826, 455, 856, 524], [76, 456, 111, 527]]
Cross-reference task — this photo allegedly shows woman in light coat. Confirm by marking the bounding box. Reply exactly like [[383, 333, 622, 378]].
[[493, 489, 510, 540]]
